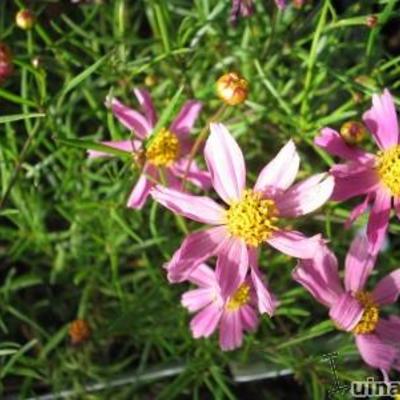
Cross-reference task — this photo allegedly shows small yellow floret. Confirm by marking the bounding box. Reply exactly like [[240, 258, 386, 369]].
[[145, 128, 180, 166], [225, 190, 278, 247], [376, 145, 400, 197], [352, 291, 379, 335], [226, 283, 251, 311]]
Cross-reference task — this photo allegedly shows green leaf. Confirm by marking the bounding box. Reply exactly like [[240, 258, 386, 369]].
[[56, 137, 132, 159], [61, 53, 108, 96], [0, 113, 45, 124]]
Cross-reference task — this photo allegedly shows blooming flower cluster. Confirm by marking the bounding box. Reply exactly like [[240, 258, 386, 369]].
[[87, 71, 400, 377]]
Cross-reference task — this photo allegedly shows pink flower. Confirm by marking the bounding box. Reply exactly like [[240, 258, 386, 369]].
[[151, 122, 334, 314], [230, 0, 254, 24], [293, 235, 400, 374], [315, 89, 400, 254], [88, 88, 211, 209], [182, 263, 262, 351]]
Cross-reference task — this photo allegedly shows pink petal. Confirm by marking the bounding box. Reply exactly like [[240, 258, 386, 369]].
[[239, 304, 259, 331], [87, 140, 136, 158], [216, 238, 249, 299], [190, 303, 222, 338], [181, 288, 215, 312], [355, 334, 398, 372], [126, 167, 156, 209], [170, 100, 202, 137], [363, 89, 399, 150], [276, 173, 334, 217], [367, 188, 391, 255], [248, 249, 278, 315], [375, 318, 400, 344], [254, 140, 300, 192], [274, 0, 286, 9], [133, 88, 157, 128], [107, 97, 151, 139], [205, 123, 246, 204], [344, 194, 371, 229], [267, 230, 322, 259], [150, 185, 225, 225], [344, 234, 377, 293], [187, 263, 218, 288], [292, 245, 343, 308], [171, 158, 211, 190], [395, 197, 400, 220], [166, 226, 228, 282], [372, 269, 400, 305], [331, 167, 379, 202], [329, 292, 363, 332], [315, 128, 374, 163], [219, 310, 243, 351]]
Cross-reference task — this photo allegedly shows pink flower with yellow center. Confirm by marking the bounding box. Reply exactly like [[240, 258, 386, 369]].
[[315, 89, 400, 254], [151, 122, 334, 314], [88, 88, 211, 209], [293, 235, 400, 374], [181, 263, 262, 351]]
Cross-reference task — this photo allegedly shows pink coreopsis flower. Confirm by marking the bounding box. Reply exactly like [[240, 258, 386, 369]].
[[315, 89, 400, 254], [293, 235, 400, 374], [151, 122, 334, 314], [182, 263, 262, 350], [88, 88, 211, 209]]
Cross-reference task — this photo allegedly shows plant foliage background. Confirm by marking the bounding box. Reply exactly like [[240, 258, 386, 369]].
[[0, 0, 400, 398]]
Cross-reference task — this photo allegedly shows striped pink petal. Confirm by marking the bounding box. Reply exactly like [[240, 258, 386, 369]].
[[276, 173, 334, 217], [150, 185, 225, 225], [205, 123, 246, 204], [87, 139, 136, 158], [254, 140, 299, 192], [107, 97, 151, 139], [190, 303, 222, 338], [367, 188, 391, 255], [219, 310, 243, 351], [166, 226, 228, 282], [315, 128, 374, 163], [133, 88, 157, 128], [355, 334, 398, 372], [267, 230, 322, 259], [344, 234, 377, 293], [329, 292, 363, 332], [372, 269, 400, 306], [170, 100, 202, 137], [216, 238, 249, 299], [363, 89, 399, 150]]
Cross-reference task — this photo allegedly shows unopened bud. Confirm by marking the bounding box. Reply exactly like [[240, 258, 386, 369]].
[[68, 319, 91, 345], [16, 9, 36, 30], [0, 43, 13, 84], [366, 15, 378, 28], [340, 121, 367, 145], [144, 74, 157, 87], [216, 72, 248, 106]]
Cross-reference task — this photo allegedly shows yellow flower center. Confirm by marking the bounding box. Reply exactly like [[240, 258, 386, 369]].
[[145, 128, 180, 166], [225, 190, 278, 247], [226, 283, 251, 311], [352, 291, 379, 335], [376, 145, 400, 197]]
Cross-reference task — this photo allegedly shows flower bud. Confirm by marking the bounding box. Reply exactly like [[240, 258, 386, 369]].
[[216, 72, 248, 106], [0, 43, 13, 84], [366, 15, 378, 28], [68, 319, 91, 345], [144, 74, 157, 87], [16, 9, 36, 30], [340, 121, 367, 145]]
